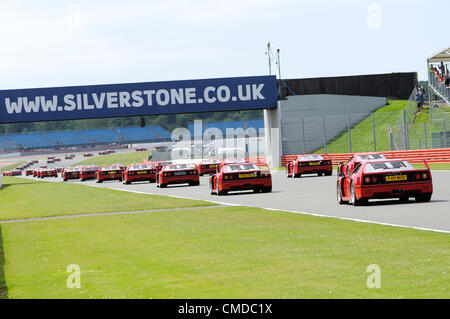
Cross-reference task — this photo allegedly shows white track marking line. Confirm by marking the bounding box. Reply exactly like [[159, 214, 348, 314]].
[[85, 183, 450, 234]]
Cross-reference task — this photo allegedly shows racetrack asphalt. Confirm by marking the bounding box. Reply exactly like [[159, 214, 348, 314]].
[[12, 151, 449, 233]]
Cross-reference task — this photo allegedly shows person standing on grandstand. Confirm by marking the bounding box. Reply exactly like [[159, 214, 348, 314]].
[[439, 62, 445, 76]]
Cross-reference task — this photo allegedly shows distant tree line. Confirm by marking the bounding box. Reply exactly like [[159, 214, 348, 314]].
[[0, 110, 263, 135]]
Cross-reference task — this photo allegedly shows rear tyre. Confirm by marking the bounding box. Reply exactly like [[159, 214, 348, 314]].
[[337, 183, 348, 205], [253, 188, 260, 193], [415, 193, 432, 202], [350, 182, 366, 206], [217, 184, 227, 196], [262, 186, 272, 193], [209, 180, 215, 195], [325, 171, 332, 176]]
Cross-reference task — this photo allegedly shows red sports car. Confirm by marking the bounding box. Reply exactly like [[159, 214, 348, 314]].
[[25, 169, 34, 176], [123, 163, 156, 184], [337, 159, 433, 205], [156, 163, 199, 188], [337, 153, 387, 178], [39, 168, 58, 178], [65, 154, 75, 160], [96, 166, 123, 183], [198, 159, 221, 176], [62, 167, 82, 181], [10, 169, 22, 176], [80, 165, 100, 181], [83, 153, 94, 157], [286, 154, 332, 178], [210, 162, 272, 195]]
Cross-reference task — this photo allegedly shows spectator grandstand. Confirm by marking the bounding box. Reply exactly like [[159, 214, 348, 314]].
[[0, 126, 171, 152], [427, 47, 450, 104]]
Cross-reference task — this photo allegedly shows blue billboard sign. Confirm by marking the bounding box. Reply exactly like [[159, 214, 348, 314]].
[[0, 75, 277, 124]]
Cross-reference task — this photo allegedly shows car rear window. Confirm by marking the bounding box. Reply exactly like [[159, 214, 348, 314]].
[[364, 161, 414, 172], [202, 160, 220, 164], [224, 164, 259, 172], [356, 154, 386, 161], [130, 165, 151, 170], [165, 164, 197, 170], [223, 158, 245, 163], [298, 155, 324, 161]]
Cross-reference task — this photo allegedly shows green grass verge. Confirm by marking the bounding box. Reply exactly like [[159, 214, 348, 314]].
[[1, 206, 448, 298], [412, 163, 450, 170], [314, 100, 408, 154], [409, 105, 450, 150], [74, 151, 152, 167], [0, 162, 25, 172], [0, 176, 212, 221], [0, 226, 6, 299]]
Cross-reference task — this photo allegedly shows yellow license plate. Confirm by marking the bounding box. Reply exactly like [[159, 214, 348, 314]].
[[108, 171, 116, 174], [209, 165, 217, 168], [386, 175, 407, 182], [309, 162, 321, 166], [137, 171, 147, 174], [239, 173, 255, 178]]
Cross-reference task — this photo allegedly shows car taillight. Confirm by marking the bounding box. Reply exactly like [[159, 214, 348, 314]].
[[414, 172, 430, 181], [363, 175, 378, 184]]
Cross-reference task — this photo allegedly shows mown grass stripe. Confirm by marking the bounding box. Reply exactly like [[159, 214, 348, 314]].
[[0, 225, 8, 299], [0, 205, 224, 224]]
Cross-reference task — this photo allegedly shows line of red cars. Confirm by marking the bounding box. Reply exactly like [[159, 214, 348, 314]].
[[14, 150, 433, 205], [27, 157, 273, 196]]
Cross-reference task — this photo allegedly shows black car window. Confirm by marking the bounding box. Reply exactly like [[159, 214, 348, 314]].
[[351, 163, 361, 175]]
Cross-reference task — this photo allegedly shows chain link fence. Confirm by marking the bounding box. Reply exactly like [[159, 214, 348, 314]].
[[282, 88, 450, 155]]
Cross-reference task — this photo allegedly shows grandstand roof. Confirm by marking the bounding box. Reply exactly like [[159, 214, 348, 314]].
[[427, 47, 450, 63]]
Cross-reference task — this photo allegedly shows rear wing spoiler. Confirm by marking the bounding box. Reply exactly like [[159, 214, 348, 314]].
[[397, 158, 430, 170]]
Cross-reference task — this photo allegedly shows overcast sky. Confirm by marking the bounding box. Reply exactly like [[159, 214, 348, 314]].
[[1, 0, 448, 89]]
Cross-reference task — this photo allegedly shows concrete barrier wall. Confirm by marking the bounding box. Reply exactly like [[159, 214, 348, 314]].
[[280, 94, 387, 155], [0, 153, 20, 159]]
